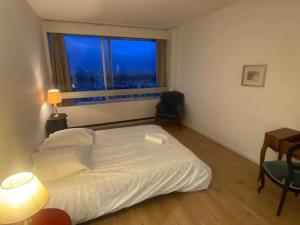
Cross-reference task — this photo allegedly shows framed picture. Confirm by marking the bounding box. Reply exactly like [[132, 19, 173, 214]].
[[241, 65, 267, 87]]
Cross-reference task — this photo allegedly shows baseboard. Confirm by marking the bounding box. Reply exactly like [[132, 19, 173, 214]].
[[183, 122, 259, 165]]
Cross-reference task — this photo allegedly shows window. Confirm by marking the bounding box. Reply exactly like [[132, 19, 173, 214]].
[[63, 35, 158, 91], [63, 35, 105, 104], [64, 35, 104, 91], [110, 39, 157, 89], [48, 33, 166, 105]]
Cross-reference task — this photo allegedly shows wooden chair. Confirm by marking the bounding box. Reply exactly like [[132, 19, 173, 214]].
[[258, 143, 300, 216], [155, 91, 184, 127]]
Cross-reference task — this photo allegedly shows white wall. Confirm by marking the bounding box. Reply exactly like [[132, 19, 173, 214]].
[[0, 0, 50, 179], [176, 0, 300, 163], [59, 99, 159, 127]]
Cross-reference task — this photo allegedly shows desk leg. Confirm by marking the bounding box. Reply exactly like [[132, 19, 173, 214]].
[[258, 137, 268, 182]]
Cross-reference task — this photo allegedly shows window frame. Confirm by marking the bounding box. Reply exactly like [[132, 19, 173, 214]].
[[47, 33, 168, 106], [63, 34, 159, 91]]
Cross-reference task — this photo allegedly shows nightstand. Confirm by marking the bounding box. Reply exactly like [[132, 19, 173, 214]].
[[31, 208, 71, 225], [46, 113, 68, 136]]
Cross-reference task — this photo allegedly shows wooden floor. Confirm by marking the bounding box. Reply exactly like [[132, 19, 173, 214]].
[[84, 125, 300, 225]]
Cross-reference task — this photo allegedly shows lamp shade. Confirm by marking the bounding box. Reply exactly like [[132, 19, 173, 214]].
[[47, 89, 62, 104], [0, 172, 49, 224]]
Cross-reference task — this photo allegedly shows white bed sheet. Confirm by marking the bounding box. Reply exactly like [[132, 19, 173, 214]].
[[45, 125, 211, 224]]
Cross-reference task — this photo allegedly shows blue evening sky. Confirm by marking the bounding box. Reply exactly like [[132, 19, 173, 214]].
[[64, 35, 156, 76]]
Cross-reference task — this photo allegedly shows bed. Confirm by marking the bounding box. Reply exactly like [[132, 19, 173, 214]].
[[43, 125, 211, 224]]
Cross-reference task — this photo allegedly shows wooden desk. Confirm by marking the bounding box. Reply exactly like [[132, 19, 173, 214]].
[[258, 128, 300, 181]]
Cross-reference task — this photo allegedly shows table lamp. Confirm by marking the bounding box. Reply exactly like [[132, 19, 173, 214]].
[[47, 89, 62, 117], [0, 172, 49, 225]]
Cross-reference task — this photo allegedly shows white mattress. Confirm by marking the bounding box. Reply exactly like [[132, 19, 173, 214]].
[[45, 125, 211, 224]]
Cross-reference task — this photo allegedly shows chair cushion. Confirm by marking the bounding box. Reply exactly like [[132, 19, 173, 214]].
[[263, 161, 300, 189], [156, 112, 180, 118], [156, 103, 179, 118]]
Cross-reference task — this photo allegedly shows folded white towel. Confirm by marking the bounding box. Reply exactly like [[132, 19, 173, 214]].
[[145, 133, 168, 144]]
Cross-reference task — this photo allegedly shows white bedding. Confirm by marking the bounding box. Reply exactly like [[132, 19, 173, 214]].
[[45, 125, 211, 224]]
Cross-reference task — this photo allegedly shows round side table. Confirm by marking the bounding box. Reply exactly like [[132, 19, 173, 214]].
[[31, 208, 72, 225]]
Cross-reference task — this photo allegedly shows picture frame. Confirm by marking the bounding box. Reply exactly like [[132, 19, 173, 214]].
[[241, 65, 267, 87]]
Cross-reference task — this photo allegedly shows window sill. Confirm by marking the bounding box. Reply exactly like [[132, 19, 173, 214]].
[[59, 87, 167, 107]]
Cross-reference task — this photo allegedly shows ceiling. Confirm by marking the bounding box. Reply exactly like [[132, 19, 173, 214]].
[[27, 0, 240, 29]]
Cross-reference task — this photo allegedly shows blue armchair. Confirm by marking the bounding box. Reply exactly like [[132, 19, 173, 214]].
[[156, 91, 184, 125]]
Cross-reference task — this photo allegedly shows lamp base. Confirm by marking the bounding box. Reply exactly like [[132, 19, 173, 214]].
[[52, 103, 59, 117], [52, 113, 60, 118]]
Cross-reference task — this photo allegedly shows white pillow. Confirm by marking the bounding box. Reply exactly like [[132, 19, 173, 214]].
[[39, 128, 94, 151], [33, 146, 90, 182]]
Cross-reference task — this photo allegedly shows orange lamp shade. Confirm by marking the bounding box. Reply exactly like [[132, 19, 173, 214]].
[[47, 89, 62, 104], [0, 172, 49, 224]]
